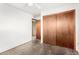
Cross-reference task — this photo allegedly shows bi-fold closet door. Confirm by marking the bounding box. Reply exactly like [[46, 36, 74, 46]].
[[43, 10, 75, 49]]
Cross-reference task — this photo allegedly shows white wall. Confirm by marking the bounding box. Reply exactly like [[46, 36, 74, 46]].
[[41, 3, 79, 51], [0, 4, 32, 53], [75, 4, 79, 51]]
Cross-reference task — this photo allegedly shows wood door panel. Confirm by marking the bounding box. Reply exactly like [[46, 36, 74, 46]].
[[43, 10, 75, 49], [36, 20, 41, 39], [56, 10, 75, 49], [56, 13, 66, 47], [57, 10, 75, 49], [43, 15, 56, 45], [56, 12, 70, 48], [65, 10, 75, 49]]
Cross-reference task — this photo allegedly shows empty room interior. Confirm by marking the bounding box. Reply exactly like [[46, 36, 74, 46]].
[[0, 3, 79, 55]]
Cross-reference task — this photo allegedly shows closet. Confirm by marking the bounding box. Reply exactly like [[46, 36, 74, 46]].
[[43, 10, 75, 49]]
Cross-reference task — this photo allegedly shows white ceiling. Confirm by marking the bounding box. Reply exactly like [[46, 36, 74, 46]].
[[7, 3, 77, 18], [8, 3, 41, 17]]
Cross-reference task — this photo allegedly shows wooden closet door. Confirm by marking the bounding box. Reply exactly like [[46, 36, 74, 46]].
[[65, 10, 75, 49], [36, 20, 41, 39], [43, 15, 56, 45], [56, 10, 75, 49], [56, 13, 69, 48]]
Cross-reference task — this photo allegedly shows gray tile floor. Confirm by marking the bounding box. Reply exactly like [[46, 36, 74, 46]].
[[0, 39, 79, 55]]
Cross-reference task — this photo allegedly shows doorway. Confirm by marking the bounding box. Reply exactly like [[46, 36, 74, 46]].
[[32, 19, 41, 40]]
